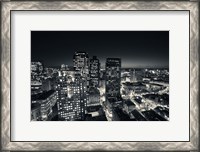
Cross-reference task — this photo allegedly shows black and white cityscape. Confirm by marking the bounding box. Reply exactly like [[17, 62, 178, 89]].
[[31, 31, 169, 121]]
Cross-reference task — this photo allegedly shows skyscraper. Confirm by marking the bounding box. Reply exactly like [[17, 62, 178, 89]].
[[57, 71, 68, 120], [72, 73, 88, 120], [105, 58, 121, 104], [73, 52, 89, 78], [89, 56, 100, 88], [57, 69, 88, 121], [88, 87, 100, 107]]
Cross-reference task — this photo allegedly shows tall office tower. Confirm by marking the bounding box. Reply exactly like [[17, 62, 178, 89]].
[[57, 69, 88, 121], [105, 58, 121, 105], [57, 71, 68, 120], [70, 73, 88, 120], [73, 52, 89, 78], [89, 56, 100, 88], [130, 69, 137, 82], [88, 87, 100, 107]]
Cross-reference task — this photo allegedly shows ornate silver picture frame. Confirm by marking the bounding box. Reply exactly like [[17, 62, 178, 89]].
[[1, 1, 199, 151]]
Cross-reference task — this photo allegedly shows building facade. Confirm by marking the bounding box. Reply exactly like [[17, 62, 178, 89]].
[[31, 90, 58, 121], [88, 87, 100, 107], [73, 52, 89, 78], [57, 68, 88, 121], [89, 56, 100, 88], [105, 58, 121, 102]]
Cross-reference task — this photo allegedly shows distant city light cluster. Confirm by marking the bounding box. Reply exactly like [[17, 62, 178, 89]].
[[31, 52, 169, 121]]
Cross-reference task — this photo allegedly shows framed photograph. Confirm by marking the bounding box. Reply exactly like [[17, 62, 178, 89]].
[[1, 1, 199, 151]]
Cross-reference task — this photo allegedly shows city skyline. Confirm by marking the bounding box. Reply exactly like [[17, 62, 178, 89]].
[[31, 31, 169, 121], [31, 31, 169, 68]]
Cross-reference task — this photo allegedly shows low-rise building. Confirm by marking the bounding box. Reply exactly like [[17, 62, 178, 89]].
[[31, 90, 58, 121]]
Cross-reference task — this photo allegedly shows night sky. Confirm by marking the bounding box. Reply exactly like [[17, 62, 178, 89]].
[[31, 31, 169, 68]]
